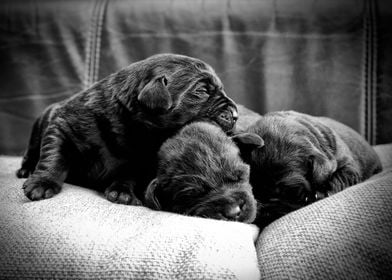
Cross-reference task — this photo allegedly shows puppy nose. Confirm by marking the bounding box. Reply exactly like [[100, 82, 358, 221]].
[[225, 205, 241, 220], [224, 200, 246, 221]]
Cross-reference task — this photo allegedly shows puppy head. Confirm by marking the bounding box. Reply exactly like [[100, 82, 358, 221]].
[[144, 122, 262, 223], [116, 53, 238, 132], [236, 113, 336, 225]]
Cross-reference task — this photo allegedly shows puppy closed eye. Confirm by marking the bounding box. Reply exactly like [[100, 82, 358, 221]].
[[194, 79, 217, 97], [172, 182, 208, 201], [194, 86, 209, 98], [276, 183, 309, 204]]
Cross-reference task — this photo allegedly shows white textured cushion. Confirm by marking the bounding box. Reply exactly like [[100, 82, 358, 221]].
[[256, 167, 392, 279], [0, 157, 260, 280]]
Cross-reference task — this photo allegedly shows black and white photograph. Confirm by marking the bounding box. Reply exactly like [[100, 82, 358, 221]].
[[0, 0, 391, 279]]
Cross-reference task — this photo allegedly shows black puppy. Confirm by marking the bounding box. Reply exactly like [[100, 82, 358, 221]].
[[235, 110, 382, 227], [17, 54, 238, 205], [144, 121, 263, 223]]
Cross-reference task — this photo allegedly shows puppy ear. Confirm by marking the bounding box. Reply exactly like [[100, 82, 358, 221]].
[[231, 133, 264, 150], [144, 178, 162, 210], [138, 76, 173, 112], [231, 133, 264, 162]]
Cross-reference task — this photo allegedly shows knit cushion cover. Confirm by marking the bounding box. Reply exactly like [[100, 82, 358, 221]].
[[0, 157, 260, 280], [1, 144, 392, 280], [257, 168, 392, 279]]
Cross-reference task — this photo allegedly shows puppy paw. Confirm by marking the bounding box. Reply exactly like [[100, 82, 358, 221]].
[[23, 177, 61, 201], [327, 165, 361, 194], [16, 167, 33, 178], [104, 183, 142, 206]]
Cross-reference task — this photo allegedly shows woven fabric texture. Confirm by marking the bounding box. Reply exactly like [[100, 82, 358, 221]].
[[0, 157, 260, 280], [256, 168, 392, 280]]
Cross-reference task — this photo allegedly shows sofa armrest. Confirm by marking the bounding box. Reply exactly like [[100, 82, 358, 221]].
[[256, 166, 392, 279]]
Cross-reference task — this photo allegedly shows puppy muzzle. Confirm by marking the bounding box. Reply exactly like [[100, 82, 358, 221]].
[[218, 106, 238, 129], [214, 104, 238, 133], [188, 190, 257, 223]]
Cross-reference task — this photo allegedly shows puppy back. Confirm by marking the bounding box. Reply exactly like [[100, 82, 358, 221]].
[[315, 116, 382, 178], [268, 111, 382, 179], [248, 111, 382, 180]]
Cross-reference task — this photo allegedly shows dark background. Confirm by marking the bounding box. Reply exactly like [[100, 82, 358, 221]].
[[1, 0, 391, 155]]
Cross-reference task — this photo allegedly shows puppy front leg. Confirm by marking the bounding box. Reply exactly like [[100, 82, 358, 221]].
[[23, 125, 68, 201], [16, 118, 42, 178], [104, 179, 142, 206]]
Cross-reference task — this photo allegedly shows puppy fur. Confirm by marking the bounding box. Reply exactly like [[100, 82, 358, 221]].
[[144, 121, 263, 223], [235, 104, 262, 133], [234, 110, 382, 227], [16, 54, 238, 205]]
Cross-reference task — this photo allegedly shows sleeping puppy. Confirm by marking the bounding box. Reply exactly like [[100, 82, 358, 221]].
[[144, 122, 263, 223], [16, 53, 238, 205], [235, 110, 383, 227]]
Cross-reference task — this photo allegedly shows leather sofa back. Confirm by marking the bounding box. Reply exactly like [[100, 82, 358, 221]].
[[1, 0, 391, 154]]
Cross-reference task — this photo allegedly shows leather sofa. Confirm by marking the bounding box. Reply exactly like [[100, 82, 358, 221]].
[[0, 1, 391, 279]]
